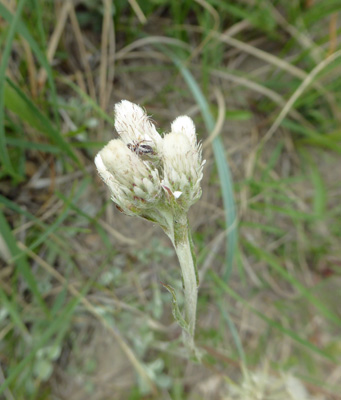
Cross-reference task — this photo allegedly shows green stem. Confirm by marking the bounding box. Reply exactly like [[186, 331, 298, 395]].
[[172, 213, 198, 352]]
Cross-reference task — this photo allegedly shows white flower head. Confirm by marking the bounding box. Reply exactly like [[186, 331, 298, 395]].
[[114, 100, 162, 151], [95, 139, 161, 216], [162, 116, 205, 210], [95, 101, 204, 219]]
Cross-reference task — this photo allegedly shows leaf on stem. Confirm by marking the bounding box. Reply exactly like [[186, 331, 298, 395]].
[[161, 282, 189, 333]]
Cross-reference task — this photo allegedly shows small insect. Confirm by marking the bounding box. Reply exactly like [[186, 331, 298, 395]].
[[127, 140, 155, 157]]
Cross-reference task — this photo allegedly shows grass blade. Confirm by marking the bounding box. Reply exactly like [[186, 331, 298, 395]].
[[209, 270, 335, 361], [0, 0, 27, 178], [245, 241, 341, 326], [0, 210, 49, 314], [0, 2, 59, 126], [5, 78, 79, 164], [61, 77, 116, 126], [162, 47, 237, 281], [217, 299, 246, 365], [0, 295, 80, 395], [0, 288, 29, 338]]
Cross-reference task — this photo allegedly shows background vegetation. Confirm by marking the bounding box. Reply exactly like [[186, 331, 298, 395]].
[[0, 0, 341, 399]]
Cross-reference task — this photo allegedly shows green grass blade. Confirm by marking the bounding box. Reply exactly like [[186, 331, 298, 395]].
[[300, 149, 327, 220], [283, 120, 341, 153], [217, 299, 246, 365], [0, 0, 26, 178], [61, 78, 116, 126], [32, 0, 46, 47], [0, 295, 80, 394], [0, 194, 44, 224], [251, 203, 315, 221], [0, 210, 49, 314], [5, 137, 61, 153], [209, 270, 334, 361], [20, 179, 90, 258], [245, 242, 341, 326], [0, 2, 59, 126], [309, 162, 327, 220], [162, 48, 237, 281], [5, 79, 79, 164], [0, 288, 29, 338], [303, 0, 341, 25], [55, 191, 112, 250]]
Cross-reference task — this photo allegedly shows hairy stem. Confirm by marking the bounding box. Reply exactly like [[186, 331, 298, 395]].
[[172, 213, 198, 353]]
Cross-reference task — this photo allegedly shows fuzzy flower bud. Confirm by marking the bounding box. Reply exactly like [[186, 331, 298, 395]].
[[171, 116, 197, 147], [162, 116, 205, 210], [95, 139, 161, 216], [114, 100, 162, 151]]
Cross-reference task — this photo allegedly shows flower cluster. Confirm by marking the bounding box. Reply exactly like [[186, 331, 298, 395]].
[[95, 100, 205, 229]]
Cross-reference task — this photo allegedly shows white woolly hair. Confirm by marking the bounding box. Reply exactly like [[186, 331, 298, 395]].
[[114, 100, 162, 147], [171, 115, 197, 147]]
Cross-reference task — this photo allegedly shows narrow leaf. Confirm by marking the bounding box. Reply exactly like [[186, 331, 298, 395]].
[[161, 47, 237, 281], [0, 0, 27, 177], [5, 79, 79, 163], [161, 282, 189, 333], [209, 270, 335, 361]]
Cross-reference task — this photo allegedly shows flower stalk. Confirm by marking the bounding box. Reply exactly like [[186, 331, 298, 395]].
[[95, 100, 205, 357], [172, 214, 198, 351]]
